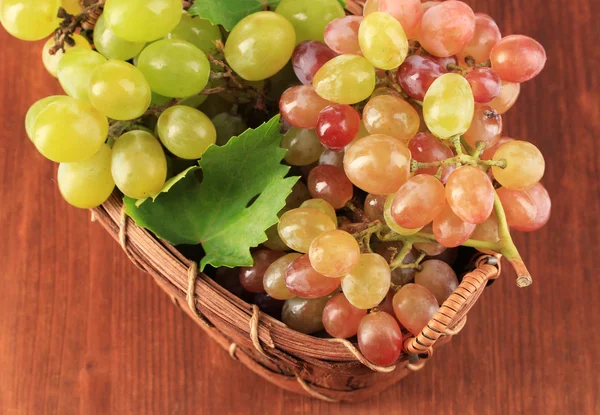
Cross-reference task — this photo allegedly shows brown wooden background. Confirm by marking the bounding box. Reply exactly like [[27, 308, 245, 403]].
[[1, 0, 599, 413]]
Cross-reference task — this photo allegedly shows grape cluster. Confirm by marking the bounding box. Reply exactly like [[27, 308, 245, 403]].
[[2, 0, 551, 367]]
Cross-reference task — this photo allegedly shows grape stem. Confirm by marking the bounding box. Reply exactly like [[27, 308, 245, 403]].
[[50, 1, 106, 55], [344, 0, 364, 16]]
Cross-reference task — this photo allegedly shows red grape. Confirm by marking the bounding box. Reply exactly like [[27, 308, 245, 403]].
[[433, 203, 477, 248], [393, 283, 439, 335], [279, 85, 331, 129], [322, 293, 367, 338], [414, 260, 458, 305], [285, 254, 341, 299], [307, 164, 353, 209], [419, 0, 476, 57], [292, 41, 337, 85], [446, 166, 495, 224], [463, 104, 503, 149], [391, 175, 446, 229], [357, 312, 403, 366], [491, 35, 547, 83], [239, 250, 285, 293], [364, 194, 387, 222], [319, 148, 345, 169], [397, 55, 446, 101], [324, 16, 363, 55], [316, 104, 361, 150], [497, 187, 538, 230], [457, 13, 501, 65], [516, 183, 551, 232], [465, 67, 502, 103], [408, 132, 455, 183]]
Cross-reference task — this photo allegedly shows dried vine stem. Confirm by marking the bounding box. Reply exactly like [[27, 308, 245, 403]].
[[50, 0, 106, 54]]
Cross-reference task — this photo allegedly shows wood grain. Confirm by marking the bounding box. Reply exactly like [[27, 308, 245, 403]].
[[0, 0, 599, 413]]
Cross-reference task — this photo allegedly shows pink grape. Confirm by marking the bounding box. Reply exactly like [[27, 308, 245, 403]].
[[364, 194, 387, 222], [319, 148, 345, 169], [465, 68, 502, 103], [378, 290, 397, 317], [463, 104, 503, 149], [362, 95, 420, 142], [379, 0, 422, 39], [391, 175, 446, 229], [307, 164, 353, 209], [285, 254, 341, 299], [419, 0, 476, 57], [324, 16, 363, 55], [357, 312, 403, 366], [446, 166, 495, 224], [433, 204, 476, 247], [471, 211, 500, 245], [414, 224, 447, 256], [316, 104, 361, 150], [292, 41, 337, 85], [393, 283, 439, 335], [322, 293, 367, 338], [376, 241, 418, 286], [488, 81, 521, 114], [491, 35, 547, 83], [279, 85, 331, 129], [397, 55, 446, 101], [497, 187, 538, 230], [415, 260, 458, 305], [239, 250, 285, 293], [457, 13, 501, 65], [516, 183, 551, 232], [415, 1, 441, 40], [408, 132, 455, 183]]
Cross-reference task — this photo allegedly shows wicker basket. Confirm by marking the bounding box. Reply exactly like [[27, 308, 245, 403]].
[[91, 194, 501, 402]]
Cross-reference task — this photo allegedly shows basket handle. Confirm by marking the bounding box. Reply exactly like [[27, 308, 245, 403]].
[[403, 255, 501, 358]]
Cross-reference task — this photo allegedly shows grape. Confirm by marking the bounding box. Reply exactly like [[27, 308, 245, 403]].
[[341, 253, 391, 309], [57, 49, 107, 101], [370, 87, 402, 99], [278, 208, 336, 253], [362, 95, 420, 143], [263, 253, 301, 300], [300, 199, 337, 225], [166, 12, 222, 55], [471, 210, 500, 244], [343, 135, 411, 195], [32, 97, 108, 163], [285, 254, 341, 299], [488, 81, 520, 114], [423, 73, 475, 139], [316, 104, 360, 150], [275, 0, 345, 43], [25, 96, 63, 140], [384, 195, 423, 235], [415, 260, 458, 305], [414, 239, 446, 257], [157, 106, 216, 159], [393, 283, 438, 335], [57, 144, 115, 209], [419, 1, 476, 58], [517, 183, 551, 232], [292, 41, 337, 85], [282, 296, 330, 334], [446, 166, 495, 224], [280, 85, 332, 129], [313, 55, 376, 104], [239, 250, 285, 293], [362, 0, 380, 16], [1, 0, 60, 41], [307, 165, 353, 209], [397, 55, 446, 101], [357, 312, 403, 366], [93, 15, 145, 61], [415, 1, 441, 41], [286, 181, 312, 209], [465, 68, 502, 104], [496, 188, 538, 230], [491, 35, 547, 83], [104, 0, 182, 43], [358, 12, 408, 70], [492, 140, 545, 190], [456, 13, 501, 65], [324, 16, 363, 55], [138, 39, 210, 98], [376, 241, 418, 286], [364, 194, 387, 222], [378, 290, 397, 317], [481, 136, 513, 161], [178, 94, 208, 109], [61, 0, 81, 14], [391, 175, 446, 229], [254, 293, 285, 319], [212, 113, 248, 147], [111, 130, 167, 199], [433, 203, 476, 247], [322, 293, 367, 338], [309, 230, 360, 278], [88, 60, 151, 121], [319, 149, 345, 170], [462, 105, 502, 149], [42, 34, 91, 78], [264, 223, 290, 252], [281, 128, 324, 166], [379, 0, 422, 39], [408, 133, 455, 183]]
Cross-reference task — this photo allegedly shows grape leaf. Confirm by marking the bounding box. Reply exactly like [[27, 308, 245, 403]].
[[124, 116, 298, 270], [189, 0, 347, 31]]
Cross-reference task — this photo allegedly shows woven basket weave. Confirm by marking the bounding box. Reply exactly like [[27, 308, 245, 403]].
[[91, 194, 501, 402]]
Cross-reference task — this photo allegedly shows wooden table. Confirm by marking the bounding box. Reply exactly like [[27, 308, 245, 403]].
[[1, 1, 598, 413]]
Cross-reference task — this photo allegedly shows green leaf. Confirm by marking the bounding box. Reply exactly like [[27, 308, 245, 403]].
[[135, 165, 199, 207], [189, 0, 347, 32], [124, 116, 298, 271]]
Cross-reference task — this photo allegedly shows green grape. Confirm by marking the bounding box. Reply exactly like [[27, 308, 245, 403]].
[[212, 113, 248, 146], [103, 0, 182, 43], [423, 73, 475, 139], [60, 0, 81, 14], [275, 0, 345, 43], [42, 34, 91, 77], [57, 144, 115, 209], [111, 130, 167, 199], [151, 92, 172, 106], [300, 199, 337, 225], [281, 128, 324, 166], [278, 208, 336, 253], [156, 106, 216, 159], [93, 14, 145, 61], [31, 96, 108, 162], [313, 55, 376, 104], [178, 94, 208, 108], [88, 60, 151, 121], [1, 0, 60, 41], [57, 49, 107, 101], [166, 12, 222, 55], [25, 96, 63, 140], [358, 12, 408, 70], [263, 253, 301, 300], [137, 39, 210, 98], [224, 11, 296, 81]]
